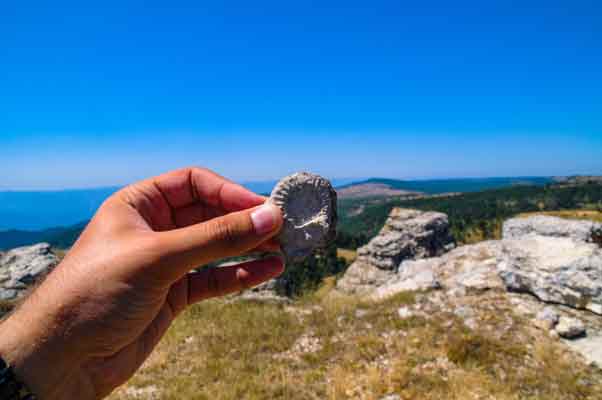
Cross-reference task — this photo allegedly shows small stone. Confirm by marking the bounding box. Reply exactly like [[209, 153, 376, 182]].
[[269, 172, 337, 262], [397, 306, 414, 319], [454, 305, 475, 320], [534, 307, 560, 331], [379, 395, 401, 400], [555, 317, 586, 339]]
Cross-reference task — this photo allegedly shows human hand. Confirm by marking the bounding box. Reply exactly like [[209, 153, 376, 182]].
[[0, 167, 284, 399]]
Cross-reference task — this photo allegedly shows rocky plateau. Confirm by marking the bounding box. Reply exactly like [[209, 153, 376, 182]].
[[336, 208, 602, 367]]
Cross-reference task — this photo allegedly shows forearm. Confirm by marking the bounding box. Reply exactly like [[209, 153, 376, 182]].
[[0, 167, 285, 400], [0, 282, 92, 400]]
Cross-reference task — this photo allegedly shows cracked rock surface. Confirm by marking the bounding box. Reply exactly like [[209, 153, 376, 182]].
[[0, 243, 58, 301]]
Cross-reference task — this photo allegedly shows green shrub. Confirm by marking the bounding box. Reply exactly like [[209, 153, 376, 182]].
[[277, 244, 348, 297]]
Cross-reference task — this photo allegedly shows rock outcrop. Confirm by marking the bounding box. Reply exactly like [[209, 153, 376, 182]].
[[364, 214, 602, 367], [373, 240, 506, 300], [555, 316, 586, 339], [336, 208, 455, 295], [503, 215, 601, 243], [500, 216, 602, 315], [0, 243, 58, 301], [498, 236, 602, 314], [371, 216, 602, 315]]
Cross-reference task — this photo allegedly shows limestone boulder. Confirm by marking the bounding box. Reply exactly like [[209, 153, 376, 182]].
[[0, 243, 59, 301], [373, 241, 506, 300], [336, 208, 454, 295], [498, 236, 602, 315], [503, 215, 601, 243]]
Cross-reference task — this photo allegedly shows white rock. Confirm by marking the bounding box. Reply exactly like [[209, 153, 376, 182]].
[[0, 243, 58, 301], [503, 216, 601, 243], [564, 335, 602, 366], [555, 317, 586, 339], [499, 237, 602, 315], [337, 208, 454, 295], [373, 240, 508, 300], [534, 307, 560, 330], [397, 306, 414, 319], [379, 395, 401, 400], [371, 258, 440, 300]]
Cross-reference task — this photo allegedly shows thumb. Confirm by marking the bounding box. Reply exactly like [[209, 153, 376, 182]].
[[156, 203, 283, 278]]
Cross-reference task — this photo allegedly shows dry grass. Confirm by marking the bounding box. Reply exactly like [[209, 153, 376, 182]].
[[108, 286, 602, 400], [462, 220, 503, 244], [518, 210, 602, 223], [336, 248, 357, 263]]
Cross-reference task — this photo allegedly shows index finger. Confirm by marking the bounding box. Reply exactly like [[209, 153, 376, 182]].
[[146, 167, 266, 212]]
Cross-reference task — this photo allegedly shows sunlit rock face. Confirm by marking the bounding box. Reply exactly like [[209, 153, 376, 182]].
[[499, 217, 602, 315], [336, 208, 455, 295], [503, 215, 602, 243], [0, 243, 58, 301]]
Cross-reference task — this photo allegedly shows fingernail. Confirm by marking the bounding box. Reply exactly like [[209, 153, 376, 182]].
[[251, 204, 280, 235]]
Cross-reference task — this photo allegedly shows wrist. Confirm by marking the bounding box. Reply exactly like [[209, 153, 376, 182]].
[[0, 298, 84, 399]]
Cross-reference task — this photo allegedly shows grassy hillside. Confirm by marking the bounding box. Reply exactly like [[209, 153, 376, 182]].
[[518, 210, 602, 223], [108, 288, 602, 400]]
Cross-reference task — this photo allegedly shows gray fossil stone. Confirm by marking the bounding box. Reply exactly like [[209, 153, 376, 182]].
[[268, 172, 337, 262]]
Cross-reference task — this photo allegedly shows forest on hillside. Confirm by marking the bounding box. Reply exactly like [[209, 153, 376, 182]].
[[337, 183, 602, 248]]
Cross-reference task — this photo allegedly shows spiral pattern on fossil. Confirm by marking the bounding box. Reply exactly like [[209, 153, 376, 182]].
[[268, 172, 337, 262]]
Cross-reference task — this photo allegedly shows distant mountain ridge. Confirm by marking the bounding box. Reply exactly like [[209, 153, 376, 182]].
[[0, 222, 87, 251], [338, 176, 553, 195]]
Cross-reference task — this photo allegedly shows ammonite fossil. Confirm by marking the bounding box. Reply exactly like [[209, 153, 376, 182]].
[[269, 172, 337, 262]]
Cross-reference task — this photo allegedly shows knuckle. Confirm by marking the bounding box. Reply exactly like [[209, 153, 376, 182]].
[[187, 166, 211, 177], [192, 166, 210, 174], [210, 219, 243, 246]]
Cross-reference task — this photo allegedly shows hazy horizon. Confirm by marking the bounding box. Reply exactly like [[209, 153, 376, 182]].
[[0, 173, 581, 192], [0, 176, 555, 231]]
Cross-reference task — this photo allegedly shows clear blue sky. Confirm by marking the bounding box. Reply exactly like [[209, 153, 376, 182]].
[[2, 0, 601, 190]]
